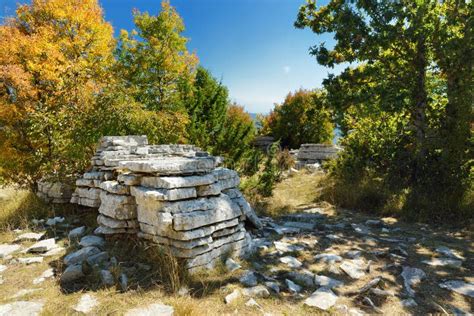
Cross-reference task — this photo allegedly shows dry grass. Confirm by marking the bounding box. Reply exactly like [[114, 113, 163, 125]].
[[260, 170, 328, 217]]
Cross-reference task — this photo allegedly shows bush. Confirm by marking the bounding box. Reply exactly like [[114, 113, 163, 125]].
[[260, 89, 333, 149]]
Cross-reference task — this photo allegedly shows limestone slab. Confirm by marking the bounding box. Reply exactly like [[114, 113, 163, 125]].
[[141, 174, 216, 189]]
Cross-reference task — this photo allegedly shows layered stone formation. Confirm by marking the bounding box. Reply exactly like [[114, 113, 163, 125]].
[[70, 136, 261, 271], [296, 144, 342, 168], [37, 181, 73, 204]]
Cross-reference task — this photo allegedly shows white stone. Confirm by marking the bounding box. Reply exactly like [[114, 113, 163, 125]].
[[0, 264, 6, 273], [141, 174, 216, 189], [33, 268, 54, 284], [173, 199, 241, 231], [124, 303, 174, 316], [304, 287, 338, 310], [242, 285, 270, 298], [131, 186, 196, 202], [225, 289, 241, 304], [314, 253, 342, 263], [314, 275, 344, 289], [422, 258, 462, 268], [73, 294, 98, 314], [401, 266, 426, 297], [79, 235, 105, 248], [15, 232, 45, 242], [340, 259, 367, 279], [280, 256, 302, 268], [285, 279, 302, 293], [196, 183, 222, 196], [274, 241, 304, 253], [245, 298, 261, 308], [0, 244, 21, 258], [40, 246, 65, 257], [0, 301, 44, 316], [99, 191, 137, 220], [68, 226, 86, 239], [119, 157, 216, 175], [439, 280, 474, 298], [18, 257, 43, 265], [27, 238, 56, 253], [435, 246, 465, 260], [100, 181, 129, 195]]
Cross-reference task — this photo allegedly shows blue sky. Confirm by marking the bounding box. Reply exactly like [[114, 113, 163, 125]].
[[0, 0, 345, 113]]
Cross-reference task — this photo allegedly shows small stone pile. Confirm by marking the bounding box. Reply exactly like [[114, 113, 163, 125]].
[[70, 136, 261, 271], [296, 144, 342, 169]]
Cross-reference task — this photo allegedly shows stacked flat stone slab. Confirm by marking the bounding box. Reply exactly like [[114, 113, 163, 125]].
[[70, 136, 261, 271], [37, 181, 73, 204], [296, 144, 342, 168]]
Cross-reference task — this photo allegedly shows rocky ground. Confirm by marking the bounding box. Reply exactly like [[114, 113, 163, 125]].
[[0, 180, 472, 315]]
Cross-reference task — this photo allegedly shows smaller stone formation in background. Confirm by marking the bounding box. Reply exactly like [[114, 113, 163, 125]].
[[70, 136, 261, 272], [295, 144, 342, 169], [37, 181, 73, 204]]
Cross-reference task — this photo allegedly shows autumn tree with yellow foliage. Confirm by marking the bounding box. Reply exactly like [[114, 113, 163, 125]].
[[0, 0, 115, 186]]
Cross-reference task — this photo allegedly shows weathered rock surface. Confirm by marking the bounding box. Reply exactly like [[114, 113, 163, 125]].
[[0, 244, 21, 258], [73, 294, 98, 314], [0, 301, 44, 316], [124, 303, 174, 316], [439, 280, 474, 298], [401, 266, 426, 297], [304, 287, 338, 310]]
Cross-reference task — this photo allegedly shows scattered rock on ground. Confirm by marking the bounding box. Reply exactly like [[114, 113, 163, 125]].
[[73, 294, 98, 314], [79, 235, 105, 249], [304, 287, 338, 311], [435, 246, 464, 260], [0, 264, 7, 273], [242, 285, 270, 298], [15, 232, 45, 242], [224, 289, 241, 304], [225, 258, 241, 272], [245, 298, 261, 308], [68, 226, 86, 239], [285, 279, 302, 294], [314, 274, 344, 289], [265, 281, 280, 293], [0, 244, 21, 258], [46, 217, 65, 226], [27, 238, 56, 253], [422, 258, 462, 268], [279, 256, 302, 268], [401, 266, 426, 297], [18, 257, 43, 265], [314, 253, 342, 263], [287, 270, 315, 288], [100, 269, 115, 286], [124, 303, 174, 316], [439, 280, 474, 298], [64, 246, 101, 266], [0, 301, 44, 316], [33, 268, 54, 285], [239, 271, 258, 287], [60, 264, 84, 283], [340, 259, 367, 279]]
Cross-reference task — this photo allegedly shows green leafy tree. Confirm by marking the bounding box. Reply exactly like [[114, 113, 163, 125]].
[[296, 0, 473, 221], [115, 0, 198, 112], [262, 89, 333, 149], [186, 67, 228, 149]]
